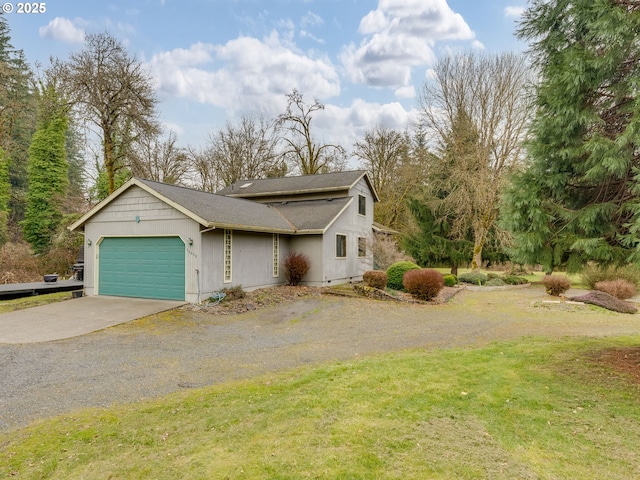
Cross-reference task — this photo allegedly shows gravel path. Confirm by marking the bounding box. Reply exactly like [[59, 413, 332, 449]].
[[1, 286, 639, 432]]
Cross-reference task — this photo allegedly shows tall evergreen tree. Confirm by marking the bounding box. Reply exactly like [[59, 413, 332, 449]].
[[0, 14, 35, 232], [22, 84, 69, 253], [502, 0, 640, 272], [0, 146, 9, 245]]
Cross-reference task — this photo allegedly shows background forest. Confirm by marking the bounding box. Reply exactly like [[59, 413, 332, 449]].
[[1, 0, 639, 283]]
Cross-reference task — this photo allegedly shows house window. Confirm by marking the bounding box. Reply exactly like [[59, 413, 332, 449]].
[[336, 234, 347, 258], [358, 237, 367, 258], [224, 229, 232, 283], [273, 233, 279, 277], [358, 195, 366, 216]]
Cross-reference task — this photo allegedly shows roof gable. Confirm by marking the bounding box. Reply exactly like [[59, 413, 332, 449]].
[[68, 177, 362, 234], [69, 178, 296, 233]]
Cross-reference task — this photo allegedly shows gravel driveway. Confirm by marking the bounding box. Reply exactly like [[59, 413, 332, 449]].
[[1, 286, 639, 432]]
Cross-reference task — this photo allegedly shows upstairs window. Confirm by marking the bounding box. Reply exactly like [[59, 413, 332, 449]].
[[358, 195, 366, 216]]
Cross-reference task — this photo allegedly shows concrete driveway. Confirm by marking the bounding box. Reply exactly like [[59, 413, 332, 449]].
[[0, 295, 186, 344]]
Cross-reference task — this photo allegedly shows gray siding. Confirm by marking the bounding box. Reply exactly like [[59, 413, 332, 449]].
[[199, 229, 291, 296], [83, 186, 201, 302], [319, 178, 374, 285]]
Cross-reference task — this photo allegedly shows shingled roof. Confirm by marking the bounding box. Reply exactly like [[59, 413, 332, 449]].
[[69, 177, 359, 234], [217, 170, 379, 201]]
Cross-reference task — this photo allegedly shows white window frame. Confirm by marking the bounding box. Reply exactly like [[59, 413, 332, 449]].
[[336, 233, 347, 258], [224, 229, 232, 283], [272, 233, 279, 277], [357, 236, 367, 258]]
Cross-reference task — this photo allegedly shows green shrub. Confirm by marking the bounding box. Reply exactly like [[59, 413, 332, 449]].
[[594, 279, 637, 300], [386, 261, 420, 290], [487, 273, 501, 280], [581, 265, 640, 289], [443, 274, 457, 287], [458, 271, 488, 285], [363, 270, 387, 290], [541, 274, 571, 296], [403, 268, 444, 301], [502, 275, 529, 285], [485, 277, 506, 287]]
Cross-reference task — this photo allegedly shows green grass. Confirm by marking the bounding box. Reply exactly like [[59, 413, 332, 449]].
[[2, 336, 640, 479], [0, 291, 72, 313]]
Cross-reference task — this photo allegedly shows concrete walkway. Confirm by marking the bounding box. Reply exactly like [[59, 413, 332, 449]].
[[0, 295, 185, 344]]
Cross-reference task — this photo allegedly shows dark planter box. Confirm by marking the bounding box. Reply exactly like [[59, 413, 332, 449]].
[[43, 274, 58, 283]]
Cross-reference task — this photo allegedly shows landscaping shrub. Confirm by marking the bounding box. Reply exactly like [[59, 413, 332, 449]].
[[386, 261, 420, 290], [594, 279, 637, 300], [370, 233, 414, 270], [581, 265, 640, 289], [541, 274, 571, 296], [403, 268, 444, 301], [443, 274, 457, 287], [363, 270, 387, 290], [222, 285, 246, 300], [283, 251, 311, 286], [570, 290, 638, 314], [458, 271, 488, 285], [502, 275, 529, 285], [485, 277, 506, 287]]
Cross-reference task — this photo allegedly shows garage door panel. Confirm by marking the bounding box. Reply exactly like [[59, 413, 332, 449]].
[[98, 237, 185, 300]]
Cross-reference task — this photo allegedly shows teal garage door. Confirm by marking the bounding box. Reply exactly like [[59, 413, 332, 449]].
[[98, 236, 185, 300]]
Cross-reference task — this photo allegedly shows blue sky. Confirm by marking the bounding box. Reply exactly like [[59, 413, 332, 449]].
[[6, 0, 527, 153]]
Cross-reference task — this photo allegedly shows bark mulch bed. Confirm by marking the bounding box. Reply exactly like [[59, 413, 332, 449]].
[[183, 284, 463, 316]]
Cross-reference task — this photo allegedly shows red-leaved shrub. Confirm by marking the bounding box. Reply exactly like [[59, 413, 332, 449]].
[[541, 274, 571, 296], [403, 268, 444, 301], [363, 270, 387, 290], [594, 279, 637, 300], [283, 251, 311, 286]]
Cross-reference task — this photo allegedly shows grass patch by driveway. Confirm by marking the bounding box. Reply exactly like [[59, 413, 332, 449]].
[[2, 336, 639, 479], [0, 291, 71, 314]]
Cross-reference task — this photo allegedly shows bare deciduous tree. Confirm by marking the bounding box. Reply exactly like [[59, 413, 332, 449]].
[[277, 89, 345, 175], [52, 32, 160, 194], [418, 52, 532, 269], [353, 124, 421, 229], [189, 115, 284, 192], [128, 130, 188, 185]]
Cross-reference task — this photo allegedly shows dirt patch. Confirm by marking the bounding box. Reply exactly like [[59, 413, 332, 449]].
[[184, 285, 325, 315], [594, 347, 640, 384]]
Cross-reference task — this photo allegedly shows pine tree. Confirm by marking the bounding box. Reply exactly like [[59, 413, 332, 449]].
[[0, 146, 10, 245], [502, 0, 640, 271], [0, 15, 35, 230], [22, 84, 68, 253]]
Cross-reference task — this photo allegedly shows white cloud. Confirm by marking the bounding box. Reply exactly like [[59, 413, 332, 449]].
[[505, 6, 525, 18], [319, 99, 417, 154], [148, 31, 340, 117], [301, 11, 324, 28], [341, 0, 476, 88], [39, 17, 85, 43]]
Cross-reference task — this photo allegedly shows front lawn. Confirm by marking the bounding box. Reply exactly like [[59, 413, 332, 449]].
[[2, 336, 639, 479]]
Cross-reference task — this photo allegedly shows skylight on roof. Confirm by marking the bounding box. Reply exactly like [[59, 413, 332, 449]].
[[240, 182, 253, 188]]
